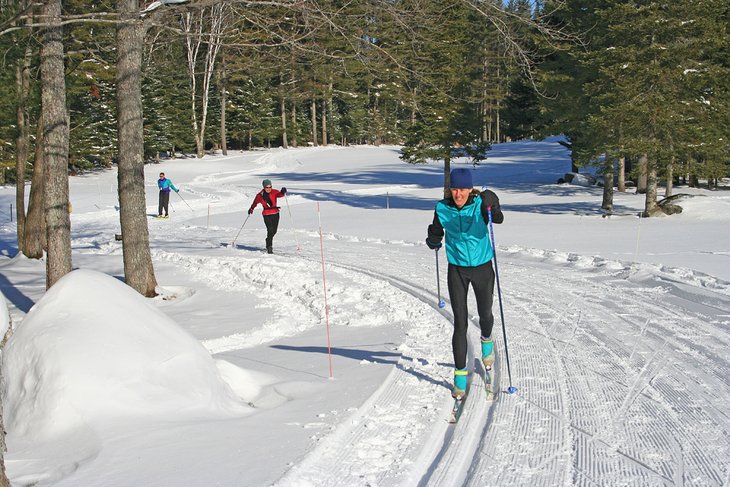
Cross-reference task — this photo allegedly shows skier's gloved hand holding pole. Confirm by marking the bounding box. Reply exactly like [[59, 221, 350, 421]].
[[427, 237, 445, 308], [426, 236, 442, 250]]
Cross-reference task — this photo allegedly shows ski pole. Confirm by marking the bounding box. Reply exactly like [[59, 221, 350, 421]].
[[231, 214, 251, 247], [284, 194, 301, 251], [435, 249, 445, 309], [175, 191, 194, 211], [488, 206, 517, 395]]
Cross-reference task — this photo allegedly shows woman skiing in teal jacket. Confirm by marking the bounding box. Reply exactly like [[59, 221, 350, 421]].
[[157, 172, 179, 218], [426, 168, 504, 399]]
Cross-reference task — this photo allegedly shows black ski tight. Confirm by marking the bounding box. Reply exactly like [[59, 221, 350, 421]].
[[263, 213, 280, 249], [448, 261, 495, 370]]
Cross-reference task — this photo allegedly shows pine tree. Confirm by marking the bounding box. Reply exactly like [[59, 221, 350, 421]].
[[399, 0, 491, 190]]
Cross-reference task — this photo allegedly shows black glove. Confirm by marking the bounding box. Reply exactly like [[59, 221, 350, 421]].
[[280, 187, 287, 195], [248, 208, 253, 215], [426, 237, 442, 250], [481, 191, 499, 210]]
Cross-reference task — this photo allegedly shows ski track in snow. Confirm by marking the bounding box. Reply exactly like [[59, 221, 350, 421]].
[[66, 150, 730, 487]]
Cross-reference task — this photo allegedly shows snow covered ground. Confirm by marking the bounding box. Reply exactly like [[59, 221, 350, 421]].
[[0, 138, 728, 486]]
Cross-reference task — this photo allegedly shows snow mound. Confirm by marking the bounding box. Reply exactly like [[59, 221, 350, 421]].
[[3, 269, 250, 441], [672, 194, 730, 219]]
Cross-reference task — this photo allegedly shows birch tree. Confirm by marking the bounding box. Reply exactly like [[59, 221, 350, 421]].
[[182, 4, 225, 158]]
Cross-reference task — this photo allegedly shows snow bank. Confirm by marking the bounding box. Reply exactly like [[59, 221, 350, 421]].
[[0, 292, 9, 340], [672, 194, 730, 220], [2, 269, 250, 441]]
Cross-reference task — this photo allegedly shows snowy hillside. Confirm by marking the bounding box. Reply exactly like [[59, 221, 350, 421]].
[[0, 139, 728, 486]]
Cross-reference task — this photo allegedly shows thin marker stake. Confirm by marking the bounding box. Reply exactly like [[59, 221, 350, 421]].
[[317, 202, 334, 378]]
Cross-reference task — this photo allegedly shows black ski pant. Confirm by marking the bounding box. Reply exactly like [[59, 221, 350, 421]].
[[158, 191, 170, 216], [263, 213, 280, 249], [447, 261, 496, 370]]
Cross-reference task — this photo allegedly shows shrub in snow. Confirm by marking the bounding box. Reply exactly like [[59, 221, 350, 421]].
[[2, 269, 250, 441]]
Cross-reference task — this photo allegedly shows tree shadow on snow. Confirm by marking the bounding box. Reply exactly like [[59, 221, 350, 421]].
[[271, 344, 448, 388], [0, 271, 35, 313]]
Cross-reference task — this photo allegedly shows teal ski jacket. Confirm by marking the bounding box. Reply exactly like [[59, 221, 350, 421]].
[[158, 177, 178, 193], [427, 190, 504, 267]]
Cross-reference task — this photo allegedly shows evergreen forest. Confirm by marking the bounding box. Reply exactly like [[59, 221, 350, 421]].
[[0, 0, 727, 289]]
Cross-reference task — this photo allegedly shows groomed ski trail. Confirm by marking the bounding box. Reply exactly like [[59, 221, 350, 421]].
[[463, 251, 730, 487], [273, 259, 498, 487], [145, 217, 729, 486]]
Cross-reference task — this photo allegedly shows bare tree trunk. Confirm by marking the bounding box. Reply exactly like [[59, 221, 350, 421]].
[[15, 31, 32, 254], [643, 159, 659, 217], [410, 87, 417, 126], [617, 155, 626, 192], [290, 101, 297, 148], [321, 99, 327, 146], [41, 0, 72, 289], [280, 96, 288, 149], [443, 154, 452, 196], [689, 173, 699, 187], [601, 169, 613, 212], [24, 115, 46, 258], [665, 166, 673, 197], [495, 66, 501, 143], [665, 154, 674, 197], [327, 81, 334, 144], [219, 55, 227, 155], [636, 154, 648, 194], [117, 0, 158, 297], [311, 99, 318, 146]]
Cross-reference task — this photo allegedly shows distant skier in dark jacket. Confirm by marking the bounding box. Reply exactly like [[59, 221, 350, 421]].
[[426, 168, 504, 399], [157, 172, 179, 218], [248, 179, 287, 254]]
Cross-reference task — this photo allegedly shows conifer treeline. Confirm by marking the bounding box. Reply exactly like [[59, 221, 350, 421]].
[[0, 0, 727, 189]]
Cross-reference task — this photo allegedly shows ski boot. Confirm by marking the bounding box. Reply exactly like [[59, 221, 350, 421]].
[[452, 368, 468, 399], [481, 336, 494, 370]]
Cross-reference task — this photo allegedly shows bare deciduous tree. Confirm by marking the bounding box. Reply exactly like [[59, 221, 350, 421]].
[[181, 4, 226, 158]]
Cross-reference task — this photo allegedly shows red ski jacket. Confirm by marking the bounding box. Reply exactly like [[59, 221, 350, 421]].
[[249, 188, 284, 216]]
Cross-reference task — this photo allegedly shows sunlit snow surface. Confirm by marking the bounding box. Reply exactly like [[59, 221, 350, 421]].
[[0, 139, 728, 486]]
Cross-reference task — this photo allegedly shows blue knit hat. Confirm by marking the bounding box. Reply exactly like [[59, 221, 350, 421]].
[[262, 179, 272, 188], [449, 168, 473, 189]]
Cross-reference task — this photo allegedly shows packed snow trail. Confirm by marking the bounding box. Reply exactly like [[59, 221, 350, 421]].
[[148, 148, 729, 486], [4, 144, 727, 486], [270, 242, 729, 487], [460, 251, 730, 487], [273, 259, 497, 487]]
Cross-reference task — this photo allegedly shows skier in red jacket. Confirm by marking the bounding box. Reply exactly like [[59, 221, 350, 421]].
[[248, 179, 287, 254]]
